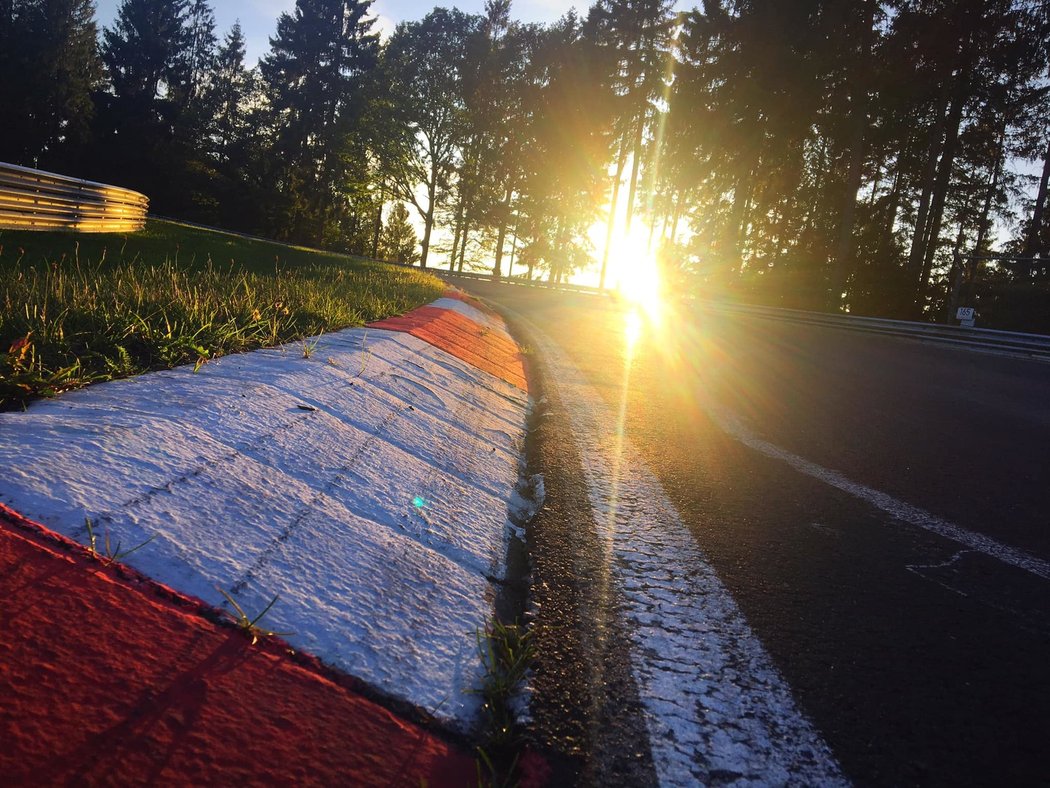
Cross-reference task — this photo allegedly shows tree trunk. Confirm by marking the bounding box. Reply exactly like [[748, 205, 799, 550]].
[[625, 103, 647, 234], [907, 79, 953, 278], [728, 169, 754, 275], [449, 207, 462, 271], [551, 216, 567, 283], [830, 0, 876, 310], [420, 179, 436, 268], [943, 214, 970, 320], [507, 225, 519, 278], [973, 124, 1006, 257], [457, 220, 468, 273], [669, 189, 684, 242], [492, 182, 513, 279], [952, 122, 1007, 305], [371, 199, 383, 259], [1022, 133, 1050, 259], [600, 138, 629, 289], [917, 68, 969, 295], [877, 143, 908, 253]]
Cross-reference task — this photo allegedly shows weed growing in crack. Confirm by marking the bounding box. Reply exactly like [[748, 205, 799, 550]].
[[301, 331, 323, 359], [84, 516, 156, 567], [476, 746, 521, 788], [472, 618, 535, 785], [215, 586, 292, 645]]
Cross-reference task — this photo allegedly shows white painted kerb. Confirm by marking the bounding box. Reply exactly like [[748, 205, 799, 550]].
[[0, 321, 528, 728]]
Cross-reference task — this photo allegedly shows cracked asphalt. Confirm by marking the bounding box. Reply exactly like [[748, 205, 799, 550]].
[[458, 278, 1050, 787]]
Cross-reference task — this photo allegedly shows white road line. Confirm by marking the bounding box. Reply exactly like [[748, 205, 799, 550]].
[[531, 326, 846, 787], [709, 409, 1050, 582]]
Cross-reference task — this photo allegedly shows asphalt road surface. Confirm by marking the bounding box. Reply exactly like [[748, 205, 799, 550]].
[[457, 278, 1050, 787]]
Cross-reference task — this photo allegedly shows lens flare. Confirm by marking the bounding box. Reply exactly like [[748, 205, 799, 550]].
[[612, 227, 663, 322]]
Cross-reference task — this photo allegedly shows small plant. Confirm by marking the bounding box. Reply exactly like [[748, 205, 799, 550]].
[[84, 516, 156, 567], [215, 586, 291, 645], [476, 747, 521, 788], [301, 331, 323, 359], [475, 619, 533, 746], [471, 618, 535, 786]]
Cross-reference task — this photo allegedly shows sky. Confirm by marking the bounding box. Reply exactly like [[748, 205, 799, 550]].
[[93, 1, 594, 65]]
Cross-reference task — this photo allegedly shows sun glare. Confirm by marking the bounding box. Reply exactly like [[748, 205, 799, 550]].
[[611, 227, 663, 322], [624, 308, 644, 352]]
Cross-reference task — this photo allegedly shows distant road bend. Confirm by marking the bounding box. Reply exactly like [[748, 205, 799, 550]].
[[457, 278, 1050, 787]]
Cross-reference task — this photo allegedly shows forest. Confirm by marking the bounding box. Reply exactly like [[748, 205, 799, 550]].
[[2, 0, 1049, 329]]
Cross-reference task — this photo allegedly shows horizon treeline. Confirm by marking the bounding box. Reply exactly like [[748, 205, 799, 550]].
[[2, 0, 1049, 329]]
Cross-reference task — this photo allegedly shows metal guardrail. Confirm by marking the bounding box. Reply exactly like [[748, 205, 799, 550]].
[[0, 162, 148, 233], [698, 301, 1050, 361], [441, 269, 1050, 361], [438, 268, 603, 295]]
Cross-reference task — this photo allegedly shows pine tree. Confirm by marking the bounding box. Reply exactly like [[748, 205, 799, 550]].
[[585, 0, 674, 286], [0, 0, 101, 166], [206, 21, 250, 164], [378, 202, 420, 263], [260, 0, 379, 244], [102, 0, 191, 104], [183, 0, 216, 104], [515, 13, 608, 284], [97, 0, 229, 216]]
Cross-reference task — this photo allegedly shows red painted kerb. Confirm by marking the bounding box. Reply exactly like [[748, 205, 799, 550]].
[[0, 503, 475, 785], [370, 298, 527, 391]]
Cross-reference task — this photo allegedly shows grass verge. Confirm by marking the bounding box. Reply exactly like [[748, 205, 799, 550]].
[[0, 219, 444, 410]]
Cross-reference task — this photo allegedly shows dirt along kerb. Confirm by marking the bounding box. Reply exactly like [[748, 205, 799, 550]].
[[0, 289, 533, 781]]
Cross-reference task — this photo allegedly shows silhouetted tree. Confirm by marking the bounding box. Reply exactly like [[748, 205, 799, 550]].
[[0, 0, 101, 167], [378, 202, 420, 263], [377, 8, 480, 267], [260, 0, 379, 245]]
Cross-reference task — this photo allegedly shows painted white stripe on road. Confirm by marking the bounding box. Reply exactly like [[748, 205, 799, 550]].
[[530, 326, 846, 786], [709, 409, 1050, 582]]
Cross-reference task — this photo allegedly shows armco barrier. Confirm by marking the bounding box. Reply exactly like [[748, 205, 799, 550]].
[[700, 300, 1050, 361], [0, 162, 148, 233], [439, 270, 1050, 361]]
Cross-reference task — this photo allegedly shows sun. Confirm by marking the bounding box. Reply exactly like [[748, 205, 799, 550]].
[[610, 226, 663, 322]]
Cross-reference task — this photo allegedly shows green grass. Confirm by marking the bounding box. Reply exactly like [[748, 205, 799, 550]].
[[0, 219, 444, 410], [473, 619, 535, 786]]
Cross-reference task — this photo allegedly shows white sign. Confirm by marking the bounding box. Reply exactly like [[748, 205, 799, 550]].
[[956, 307, 975, 321]]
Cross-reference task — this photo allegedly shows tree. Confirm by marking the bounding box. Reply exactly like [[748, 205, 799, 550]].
[[514, 12, 608, 284], [0, 0, 101, 167], [95, 0, 236, 218], [183, 0, 216, 105], [460, 5, 546, 279], [586, 0, 674, 286], [102, 0, 191, 104], [206, 21, 250, 164], [260, 0, 379, 245], [376, 8, 481, 267], [378, 202, 420, 263]]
